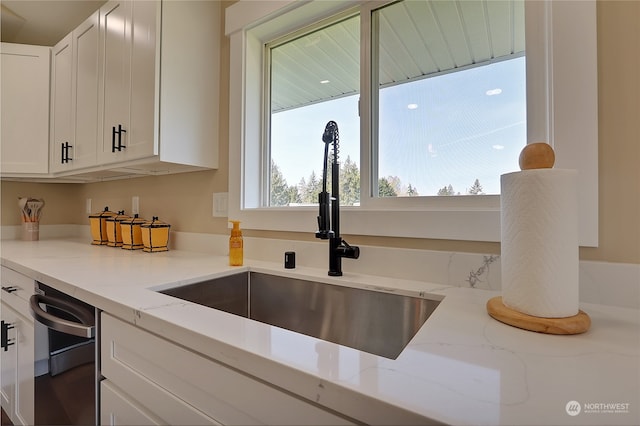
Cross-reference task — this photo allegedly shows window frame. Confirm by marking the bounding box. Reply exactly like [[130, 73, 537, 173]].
[[225, 0, 598, 245]]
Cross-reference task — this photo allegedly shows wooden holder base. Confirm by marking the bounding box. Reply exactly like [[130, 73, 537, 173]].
[[486, 296, 591, 335]]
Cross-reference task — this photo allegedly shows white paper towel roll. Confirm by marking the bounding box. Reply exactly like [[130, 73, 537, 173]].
[[501, 169, 579, 318]]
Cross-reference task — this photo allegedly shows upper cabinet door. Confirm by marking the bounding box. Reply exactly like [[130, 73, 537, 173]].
[[50, 34, 74, 173], [128, 0, 159, 159], [99, 0, 133, 164], [98, 0, 158, 165], [0, 43, 50, 175], [50, 11, 100, 173], [72, 10, 100, 170]]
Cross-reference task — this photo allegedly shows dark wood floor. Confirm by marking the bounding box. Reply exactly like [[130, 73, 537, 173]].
[[1, 407, 12, 426], [35, 362, 95, 425]]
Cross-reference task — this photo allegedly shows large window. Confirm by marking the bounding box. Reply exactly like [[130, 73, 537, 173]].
[[226, 0, 597, 245], [268, 0, 526, 206]]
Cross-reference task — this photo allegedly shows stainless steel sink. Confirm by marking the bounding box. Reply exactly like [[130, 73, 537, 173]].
[[158, 272, 441, 359]]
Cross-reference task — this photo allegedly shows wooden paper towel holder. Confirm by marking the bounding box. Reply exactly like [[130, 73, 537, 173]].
[[488, 143, 591, 335], [487, 296, 591, 335]]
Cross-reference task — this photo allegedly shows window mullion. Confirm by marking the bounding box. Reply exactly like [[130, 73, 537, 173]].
[[359, 2, 378, 207]]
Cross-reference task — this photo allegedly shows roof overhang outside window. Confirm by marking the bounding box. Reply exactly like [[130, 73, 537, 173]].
[[271, 0, 525, 113]]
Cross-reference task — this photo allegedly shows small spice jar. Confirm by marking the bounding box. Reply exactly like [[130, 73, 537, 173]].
[[106, 211, 130, 247], [141, 217, 170, 252], [120, 214, 146, 250], [89, 207, 116, 245]]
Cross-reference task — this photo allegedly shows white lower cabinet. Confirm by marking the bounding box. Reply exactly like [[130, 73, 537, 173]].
[[100, 313, 353, 425], [0, 267, 35, 426]]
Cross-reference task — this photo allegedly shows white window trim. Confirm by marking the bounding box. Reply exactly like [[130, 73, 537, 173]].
[[225, 0, 598, 246]]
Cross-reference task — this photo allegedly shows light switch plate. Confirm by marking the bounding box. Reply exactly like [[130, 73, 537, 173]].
[[85, 198, 92, 214], [212, 192, 228, 217]]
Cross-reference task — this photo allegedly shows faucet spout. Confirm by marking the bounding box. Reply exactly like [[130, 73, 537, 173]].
[[315, 121, 360, 276]]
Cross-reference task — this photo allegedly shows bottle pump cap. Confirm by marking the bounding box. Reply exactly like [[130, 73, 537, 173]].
[[229, 220, 242, 237]]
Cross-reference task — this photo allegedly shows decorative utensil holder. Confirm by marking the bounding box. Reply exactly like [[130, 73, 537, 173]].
[[19, 196, 44, 241], [21, 221, 39, 241]]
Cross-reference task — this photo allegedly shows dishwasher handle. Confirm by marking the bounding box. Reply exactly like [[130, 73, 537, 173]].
[[30, 294, 95, 338]]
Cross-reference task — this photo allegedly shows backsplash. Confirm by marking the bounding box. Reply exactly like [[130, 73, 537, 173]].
[[2, 224, 638, 310], [170, 230, 640, 310]]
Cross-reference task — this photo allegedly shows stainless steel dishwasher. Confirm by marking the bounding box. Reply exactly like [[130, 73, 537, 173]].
[[30, 282, 98, 425]]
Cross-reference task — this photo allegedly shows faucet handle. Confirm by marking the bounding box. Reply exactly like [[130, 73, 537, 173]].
[[338, 240, 360, 259]]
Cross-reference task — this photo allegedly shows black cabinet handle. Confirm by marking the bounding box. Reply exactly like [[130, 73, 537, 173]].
[[66, 142, 73, 162], [1, 320, 15, 352], [1, 286, 18, 293], [61, 142, 73, 163], [111, 124, 127, 152], [117, 124, 126, 151]]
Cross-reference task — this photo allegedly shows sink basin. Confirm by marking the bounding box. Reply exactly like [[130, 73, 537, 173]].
[[158, 272, 441, 359]]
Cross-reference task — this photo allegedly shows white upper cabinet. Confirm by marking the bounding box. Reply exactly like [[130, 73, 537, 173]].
[[72, 11, 100, 171], [96, 0, 220, 173], [0, 43, 50, 176], [50, 34, 74, 173], [98, 0, 136, 164], [50, 11, 100, 173], [6, 0, 219, 182]]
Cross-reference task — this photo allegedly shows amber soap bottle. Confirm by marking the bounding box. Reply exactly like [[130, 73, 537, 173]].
[[228, 220, 243, 266]]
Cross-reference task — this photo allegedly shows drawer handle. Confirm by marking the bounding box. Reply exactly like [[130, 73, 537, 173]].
[[1, 286, 18, 293], [1, 320, 15, 352], [29, 294, 95, 338]]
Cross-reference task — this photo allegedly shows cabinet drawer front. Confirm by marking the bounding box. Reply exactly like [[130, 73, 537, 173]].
[[101, 314, 352, 425], [101, 379, 212, 426], [0, 267, 34, 320], [101, 380, 160, 426]]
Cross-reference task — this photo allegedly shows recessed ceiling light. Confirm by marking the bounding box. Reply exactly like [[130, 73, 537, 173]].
[[407, 103, 418, 110], [492, 144, 505, 150], [320, 80, 330, 84], [486, 88, 502, 96]]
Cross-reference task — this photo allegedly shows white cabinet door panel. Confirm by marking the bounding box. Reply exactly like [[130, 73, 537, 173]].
[[0, 303, 34, 426], [99, 0, 133, 164], [0, 43, 50, 175], [50, 34, 73, 173], [72, 11, 100, 169]]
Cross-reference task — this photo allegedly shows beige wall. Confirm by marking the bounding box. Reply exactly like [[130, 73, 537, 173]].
[[2, 1, 638, 264]]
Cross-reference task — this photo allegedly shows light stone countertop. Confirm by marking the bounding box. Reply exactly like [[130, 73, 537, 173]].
[[1, 237, 638, 425]]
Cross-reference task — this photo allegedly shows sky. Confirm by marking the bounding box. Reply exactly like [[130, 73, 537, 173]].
[[271, 56, 526, 196]]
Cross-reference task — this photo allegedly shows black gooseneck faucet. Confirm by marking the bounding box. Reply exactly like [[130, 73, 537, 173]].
[[316, 121, 360, 276]]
